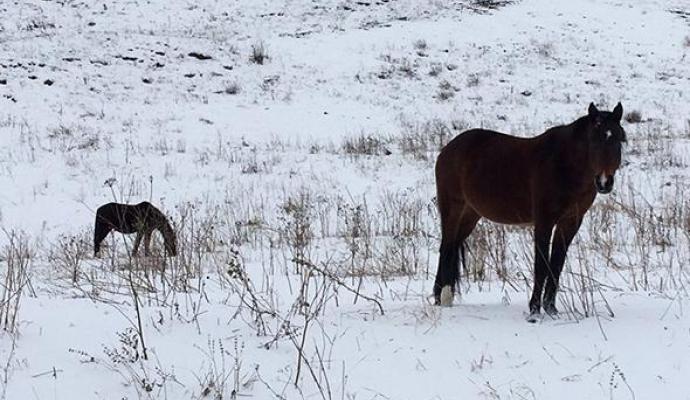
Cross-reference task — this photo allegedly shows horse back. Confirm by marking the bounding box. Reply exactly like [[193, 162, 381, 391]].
[[95, 202, 152, 233], [437, 128, 541, 181], [436, 129, 546, 224]]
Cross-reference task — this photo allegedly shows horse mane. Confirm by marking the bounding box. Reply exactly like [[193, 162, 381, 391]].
[[570, 115, 591, 134], [158, 217, 175, 240], [544, 115, 589, 137]]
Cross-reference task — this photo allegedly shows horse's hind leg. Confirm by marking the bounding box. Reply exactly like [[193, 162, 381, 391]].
[[434, 204, 479, 306], [94, 221, 111, 257]]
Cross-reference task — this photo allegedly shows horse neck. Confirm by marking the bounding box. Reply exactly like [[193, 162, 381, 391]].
[[159, 219, 177, 252], [542, 119, 595, 178], [156, 217, 173, 236]]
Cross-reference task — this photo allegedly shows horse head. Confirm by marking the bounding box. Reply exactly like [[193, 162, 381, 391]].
[[586, 102, 626, 194]]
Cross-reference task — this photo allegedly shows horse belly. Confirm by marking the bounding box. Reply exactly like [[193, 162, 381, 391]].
[[113, 226, 138, 234], [462, 164, 534, 225], [469, 196, 534, 225], [111, 213, 140, 234]]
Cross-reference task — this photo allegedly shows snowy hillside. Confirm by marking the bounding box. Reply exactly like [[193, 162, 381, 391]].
[[1, 0, 690, 398]]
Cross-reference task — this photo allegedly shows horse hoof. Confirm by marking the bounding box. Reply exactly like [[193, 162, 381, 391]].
[[439, 286, 453, 307], [544, 305, 559, 317], [526, 311, 541, 323]]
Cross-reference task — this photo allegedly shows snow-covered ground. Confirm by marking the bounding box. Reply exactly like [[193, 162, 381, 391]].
[[1, 0, 690, 398]]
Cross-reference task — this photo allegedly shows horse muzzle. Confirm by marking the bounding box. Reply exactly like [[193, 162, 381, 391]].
[[595, 173, 614, 194]]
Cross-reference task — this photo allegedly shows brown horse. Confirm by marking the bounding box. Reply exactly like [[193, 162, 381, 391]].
[[94, 202, 177, 257], [434, 103, 625, 321]]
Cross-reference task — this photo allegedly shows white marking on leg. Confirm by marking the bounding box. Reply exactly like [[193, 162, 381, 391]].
[[606, 129, 612, 139], [598, 173, 607, 188], [526, 312, 542, 323], [440, 285, 453, 307]]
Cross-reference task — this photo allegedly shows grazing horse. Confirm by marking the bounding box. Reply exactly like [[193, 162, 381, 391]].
[[94, 202, 177, 257], [433, 103, 625, 321]]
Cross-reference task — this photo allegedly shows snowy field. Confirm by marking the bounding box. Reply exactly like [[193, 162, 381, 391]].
[[1, 0, 690, 398]]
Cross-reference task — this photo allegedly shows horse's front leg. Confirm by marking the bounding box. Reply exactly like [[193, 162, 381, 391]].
[[144, 230, 152, 256], [132, 231, 142, 256], [528, 220, 555, 321], [543, 216, 583, 316]]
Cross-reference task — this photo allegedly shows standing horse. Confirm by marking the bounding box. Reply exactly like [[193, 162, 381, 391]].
[[94, 202, 178, 257], [434, 103, 625, 321]]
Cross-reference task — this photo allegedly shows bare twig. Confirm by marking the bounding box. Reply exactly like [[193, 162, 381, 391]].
[[293, 258, 384, 315]]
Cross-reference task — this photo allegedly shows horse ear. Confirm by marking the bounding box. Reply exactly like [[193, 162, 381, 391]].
[[588, 102, 598, 119], [612, 102, 623, 121]]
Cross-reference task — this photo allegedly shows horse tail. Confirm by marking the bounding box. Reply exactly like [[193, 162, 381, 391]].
[[94, 205, 113, 256], [460, 239, 468, 276]]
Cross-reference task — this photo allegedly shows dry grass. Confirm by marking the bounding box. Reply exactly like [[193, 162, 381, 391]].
[[624, 110, 643, 124], [6, 112, 689, 398], [0, 230, 33, 333], [250, 41, 268, 65]]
